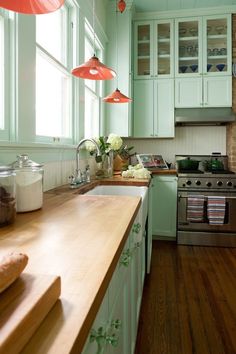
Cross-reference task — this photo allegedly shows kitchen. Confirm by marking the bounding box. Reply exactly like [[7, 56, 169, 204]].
[[0, 0, 236, 353]]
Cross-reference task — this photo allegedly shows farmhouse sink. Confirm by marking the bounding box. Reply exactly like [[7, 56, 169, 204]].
[[85, 185, 148, 228]]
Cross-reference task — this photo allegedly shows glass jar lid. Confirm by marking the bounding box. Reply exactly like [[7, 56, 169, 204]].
[[10, 154, 43, 169], [0, 165, 14, 172]]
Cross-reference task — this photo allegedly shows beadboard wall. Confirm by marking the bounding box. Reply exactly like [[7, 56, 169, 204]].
[[125, 126, 227, 165]]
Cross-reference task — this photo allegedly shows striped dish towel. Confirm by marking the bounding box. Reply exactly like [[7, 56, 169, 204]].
[[207, 196, 226, 225], [187, 195, 205, 222]]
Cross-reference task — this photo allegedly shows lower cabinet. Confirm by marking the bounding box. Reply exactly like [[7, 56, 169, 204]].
[[81, 211, 145, 354], [152, 175, 178, 238]]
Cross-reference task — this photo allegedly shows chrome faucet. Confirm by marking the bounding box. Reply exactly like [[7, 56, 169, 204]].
[[69, 138, 101, 188]]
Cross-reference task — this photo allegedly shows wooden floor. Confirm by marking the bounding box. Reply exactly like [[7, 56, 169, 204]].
[[135, 241, 236, 354]]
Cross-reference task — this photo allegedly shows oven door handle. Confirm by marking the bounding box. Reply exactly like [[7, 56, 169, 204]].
[[178, 195, 236, 200]]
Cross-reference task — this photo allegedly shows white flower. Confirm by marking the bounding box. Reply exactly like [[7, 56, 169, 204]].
[[107, 133, 123, 151], [85, 141, 97, 152], [122, 164, 151, 179]]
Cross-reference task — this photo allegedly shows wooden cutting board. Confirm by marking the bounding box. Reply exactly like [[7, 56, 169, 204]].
[[0, 273, 61, 354]]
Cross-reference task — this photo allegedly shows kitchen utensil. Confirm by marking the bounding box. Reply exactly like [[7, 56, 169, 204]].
[[10, 154, 44, 212], [189, 27, 197, 36], [207, 63, 213, 71], [204, 158, 224, 171], [177, 158, 200, 171], [179, 28, 186, 36], [0, 166, 16, 227], [215, 25, 224, 35], [190, 64, 198, 72], [216, 63, 225, 71], [179, 65, 188, 73]]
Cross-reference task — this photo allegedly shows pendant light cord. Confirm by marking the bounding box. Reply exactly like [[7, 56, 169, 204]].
[[93, 0, 96, 55], [116, 1, 118, 88]]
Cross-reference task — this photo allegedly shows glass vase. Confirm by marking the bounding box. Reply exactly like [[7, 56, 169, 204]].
[[95, 150, 113, 179]]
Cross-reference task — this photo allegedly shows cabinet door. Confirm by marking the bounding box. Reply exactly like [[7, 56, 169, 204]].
[[133, 80, 154, 137], [175, 17, 202, 77], [155, 19, 174, 78], [134, 21, 154, 79], [152, 176, 178, 238], [82, 294, 109, 354], [203, 14, 231, 76], [154, 79, 174, 137], [175, 77, 202, 107], [203, 75, 232, 107]]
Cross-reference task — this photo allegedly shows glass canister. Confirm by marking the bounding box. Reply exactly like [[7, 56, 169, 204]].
[[0, 166, 16, 226], [10, 154, 44, 212]]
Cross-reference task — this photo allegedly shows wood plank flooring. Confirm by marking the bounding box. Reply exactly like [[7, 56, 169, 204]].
[[135, 241, 236, 354]]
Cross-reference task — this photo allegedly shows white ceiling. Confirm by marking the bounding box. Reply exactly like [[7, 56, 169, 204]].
[[132, 0, 236, 12]]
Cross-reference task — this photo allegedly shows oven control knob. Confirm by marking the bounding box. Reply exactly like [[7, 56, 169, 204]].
[[227, 181, 233, 187], [186, 180, 192, 185], [206, 182, 212, 187], [195, 180, 201, 186], [217, 181, 223, 186]]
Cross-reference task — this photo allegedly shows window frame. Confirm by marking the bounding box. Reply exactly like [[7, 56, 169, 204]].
[[35, 3, 74, 145]]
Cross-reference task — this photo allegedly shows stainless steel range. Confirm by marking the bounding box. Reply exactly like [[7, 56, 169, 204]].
[[176, 154, 236, 247]]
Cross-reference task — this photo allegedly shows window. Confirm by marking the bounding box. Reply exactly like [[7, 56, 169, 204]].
[[36, 5, 73, 143], [84, 22, 102, 139]]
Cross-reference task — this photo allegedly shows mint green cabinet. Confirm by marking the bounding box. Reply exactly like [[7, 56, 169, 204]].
[[134, 20, 174, 79], [133, 79, 174, 138], [175, 14, 232, 108], [152, 175, 178, 238], [82, 213, 145, 354]]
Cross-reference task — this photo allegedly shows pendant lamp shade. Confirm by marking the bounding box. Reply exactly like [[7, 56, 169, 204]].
[[103, 88, 132, 103], [71, 55, 116, 80], [0, 0, 64, 14], [117, 0, 126, 13]]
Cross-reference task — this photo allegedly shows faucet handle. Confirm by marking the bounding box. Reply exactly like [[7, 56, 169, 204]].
[[68, 175, 75, 184]]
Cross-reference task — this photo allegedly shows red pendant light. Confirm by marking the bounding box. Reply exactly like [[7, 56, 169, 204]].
[[103, 1, 132, 103], [117, 0, 126, 13], [103, 88, 132, 103], [71, 0, 116, 81], [71, 55, 116, 80], [0, 0, 64, 14]]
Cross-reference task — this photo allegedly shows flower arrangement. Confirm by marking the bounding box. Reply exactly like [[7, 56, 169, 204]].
[[86, 134, 134, 160]]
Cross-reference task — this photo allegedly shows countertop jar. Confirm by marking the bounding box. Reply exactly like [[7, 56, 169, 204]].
[[10, 154, 44, 212], [0, 166, 16, 226]]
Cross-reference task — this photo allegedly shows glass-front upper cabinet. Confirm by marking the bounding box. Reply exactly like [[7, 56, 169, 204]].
[[134, 21, 153, 79], [175, 17, 202, 76], [134, 20, 174, 79], [203, 15, 231, 75], [175, 15, 231, 77], [156, 20, 174, 77]]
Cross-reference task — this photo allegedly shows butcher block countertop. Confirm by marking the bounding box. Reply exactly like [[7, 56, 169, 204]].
[[0, 181, 143, 353], [150, 169, 177, 175]]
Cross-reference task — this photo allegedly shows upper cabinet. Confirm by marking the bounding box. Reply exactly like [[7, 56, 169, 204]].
[[134, 20, 174, 79], [175, 14, 232, 107]]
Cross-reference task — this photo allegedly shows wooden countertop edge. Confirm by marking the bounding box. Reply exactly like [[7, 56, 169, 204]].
[[150, 169, 177, 175], [72, 198, 141, 353]]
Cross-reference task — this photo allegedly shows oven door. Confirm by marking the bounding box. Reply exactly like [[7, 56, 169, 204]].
[[178, 190, 236, 233]]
